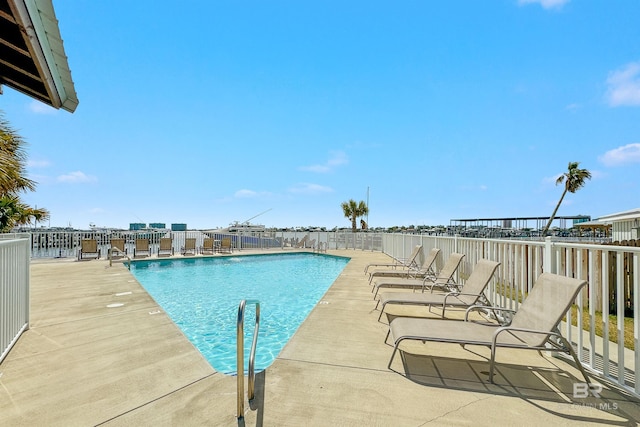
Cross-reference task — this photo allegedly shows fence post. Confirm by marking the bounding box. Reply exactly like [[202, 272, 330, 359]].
[[544, 236, 554, 273]]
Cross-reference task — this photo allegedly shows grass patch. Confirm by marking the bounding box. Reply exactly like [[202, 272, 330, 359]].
[[569, 306, 635, 351], [493, 282, 635, 351]]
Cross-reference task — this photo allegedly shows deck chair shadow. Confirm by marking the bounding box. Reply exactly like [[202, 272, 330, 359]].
[[78, 239, 100, 260], [181, 238, 197, 256], [364, 245, 423, 275], [376, 259, 500, 322], [218, 237, 233, 254], [369, 248, 440, 288], [200, 237, 215, 255], [158, 237, 174, 257], [386, 273, 591, 386], [133, 238, 150, 258]]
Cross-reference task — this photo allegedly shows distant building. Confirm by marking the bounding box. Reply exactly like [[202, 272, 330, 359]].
[[171, 223, 187, 231], [130, 223, 146, 231], [572, 216, 591, 226], [597, 208, 640, 242], [149, 223, 166, 229]]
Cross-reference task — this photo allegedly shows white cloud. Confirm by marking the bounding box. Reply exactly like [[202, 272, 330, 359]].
[[606, 62, 640, 107], [565, 103, 581, 111], [234, 189, 275, 199], [288, 183, 333, 194], [599, 143, 640, 166], [28, 101, 58, 114], [299, 150, 348, 173], [234, 189, 257, 198], [27, 159, 51, 168], [518, 0, 569, 10], [57, 171, 97, 183]]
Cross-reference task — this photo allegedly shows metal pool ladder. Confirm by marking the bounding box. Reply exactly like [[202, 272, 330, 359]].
[[237, 299, 260, 421]]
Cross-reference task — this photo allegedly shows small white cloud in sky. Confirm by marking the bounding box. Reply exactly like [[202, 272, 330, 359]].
[[606, 62, 640, 107], [299, 150, 348, 173], [565, 103, 581, 111], [234, 189, 275, 199], [518, 0, 569, 10], [27, 159, 51, 168], [57, 171, 97, 183], [599, 143, 640, 166], [28, 101, 58, 114], [288, 183, 333, 194], [235, 189, 257, 198]]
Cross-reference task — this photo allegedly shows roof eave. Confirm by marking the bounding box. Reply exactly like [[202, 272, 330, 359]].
[[9, 0, 78, 112]]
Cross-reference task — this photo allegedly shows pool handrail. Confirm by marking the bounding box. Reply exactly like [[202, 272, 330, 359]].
[[237, 299, 261, 421], [108, 247, 131, 269]]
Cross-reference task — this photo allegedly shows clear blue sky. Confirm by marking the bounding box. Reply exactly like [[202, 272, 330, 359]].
[[2, 0, 640, 230]]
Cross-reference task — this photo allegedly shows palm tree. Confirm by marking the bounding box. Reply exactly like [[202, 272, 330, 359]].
[[0, 111, 49, 231], [0, 195, 49, 232], [341, 199, 369, 232], [542, 161, 591, 237]]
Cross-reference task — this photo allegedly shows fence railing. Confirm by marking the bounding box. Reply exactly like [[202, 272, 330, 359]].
[[4, 229, 638, 396], [377, 233, 639, 397], [0, 234, 30, 364]]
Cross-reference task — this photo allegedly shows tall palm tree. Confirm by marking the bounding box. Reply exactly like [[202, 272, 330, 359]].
[[341, 199, 369, 232], [0, 111, 49, 231], [542, 161, 591, 237]]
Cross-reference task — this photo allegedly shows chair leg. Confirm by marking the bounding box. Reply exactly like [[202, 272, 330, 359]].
[[387, 341, 402, 370], [559, 336, 592, 386]]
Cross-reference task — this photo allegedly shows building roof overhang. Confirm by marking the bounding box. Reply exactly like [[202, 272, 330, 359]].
[[598, 208, 640, 223], [0, 0, 77, 112]]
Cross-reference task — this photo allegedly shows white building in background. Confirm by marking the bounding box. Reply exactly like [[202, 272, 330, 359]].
[[598, 208, 640, 242]]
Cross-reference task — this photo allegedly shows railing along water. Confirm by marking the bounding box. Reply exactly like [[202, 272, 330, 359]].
[[237, 299, 261, 421]]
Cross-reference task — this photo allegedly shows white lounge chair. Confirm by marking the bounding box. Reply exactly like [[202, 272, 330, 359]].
[[376, 259, 500, 321], [364, 245, 423, 275], [386, 273, 591, 385]]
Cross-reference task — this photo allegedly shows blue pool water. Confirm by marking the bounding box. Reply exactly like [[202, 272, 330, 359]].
[[129, 253, 349, 374]]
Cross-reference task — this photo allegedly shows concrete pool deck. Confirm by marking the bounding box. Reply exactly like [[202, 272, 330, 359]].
[[1, 250, 639, 426]]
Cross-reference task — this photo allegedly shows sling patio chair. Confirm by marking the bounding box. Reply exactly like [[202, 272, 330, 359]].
[[295, 235, 310, 248], [218, 237, 233, 254], [78, 239, 100, 260], [376, 259, 500, 321], [133, 238, 150, 258], [372, 252, 465, 297], [386, 272, 591, 386], [369, 247, 440, 286], [181, 238, 197, 256], [200, 237, 215, 255], [364, 245, 423, 275], [158, 237, 174, 257]]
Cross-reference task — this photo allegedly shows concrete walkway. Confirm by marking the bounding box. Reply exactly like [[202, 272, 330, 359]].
[[1, 250, 639, 426]]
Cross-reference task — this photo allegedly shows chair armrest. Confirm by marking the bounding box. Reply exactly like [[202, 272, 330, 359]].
[[491, 325, 562, 349], [465, 305, 516, 325]]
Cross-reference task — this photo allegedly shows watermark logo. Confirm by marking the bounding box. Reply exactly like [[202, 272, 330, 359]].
[[571, 383, 618, 411], [573, 382, 602, 399]]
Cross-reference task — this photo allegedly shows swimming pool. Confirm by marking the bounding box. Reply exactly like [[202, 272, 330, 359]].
[[129, 253, 349, 374]]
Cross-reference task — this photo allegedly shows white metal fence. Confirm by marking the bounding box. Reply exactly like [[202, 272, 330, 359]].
[[377, 233, 639, 397], [3, 230, 638, 396], [0, 234, 30, 363]]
